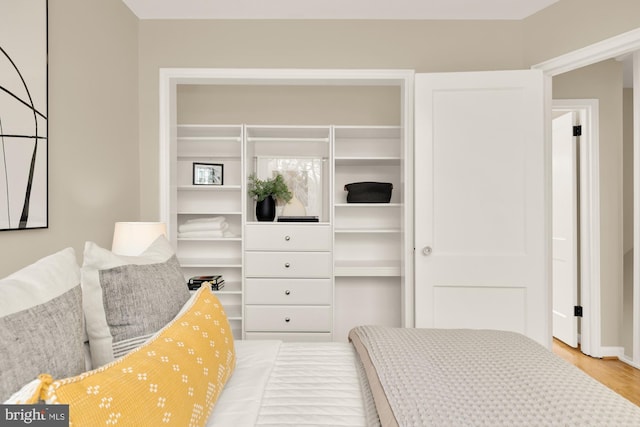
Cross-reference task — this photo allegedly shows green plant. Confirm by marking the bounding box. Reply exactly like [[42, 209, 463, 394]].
[[247, 173, 293, 203]]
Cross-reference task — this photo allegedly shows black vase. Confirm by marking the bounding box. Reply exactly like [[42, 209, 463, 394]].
[[256, 195, 276, 221]]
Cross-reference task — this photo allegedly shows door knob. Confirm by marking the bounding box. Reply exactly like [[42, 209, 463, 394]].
[[422, 246, 432, 256]]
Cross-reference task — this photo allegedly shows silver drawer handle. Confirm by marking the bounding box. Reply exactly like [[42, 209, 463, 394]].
[[285, 290, 291, 295], [284, 262, 291, 268], [285, 317, 291, 323], [285, 235, 291, 241]]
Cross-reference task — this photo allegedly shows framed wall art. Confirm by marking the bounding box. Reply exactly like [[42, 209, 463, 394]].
[[0, 0, 48, 231], [193, 162, 224, 185], [255, 157, 324, 217]]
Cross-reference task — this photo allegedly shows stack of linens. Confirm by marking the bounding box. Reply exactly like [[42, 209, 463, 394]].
[[178, 217, 235, 238]]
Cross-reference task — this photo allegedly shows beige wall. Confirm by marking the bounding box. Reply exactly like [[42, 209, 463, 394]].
[[177, 85, 401, 125], [0, 0, 139, 277], [523, 0, 640, 66], [138, 20, 524, 220]]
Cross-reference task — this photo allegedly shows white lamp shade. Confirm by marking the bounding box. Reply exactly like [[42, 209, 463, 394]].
[[111, 222, 167, 256]]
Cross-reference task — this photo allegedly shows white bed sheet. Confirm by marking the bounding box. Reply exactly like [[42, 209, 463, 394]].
[[206, 340, 281, 427], [206, 340, 378, 427]]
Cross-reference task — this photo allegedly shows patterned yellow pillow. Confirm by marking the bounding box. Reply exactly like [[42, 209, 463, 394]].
[[25, 286, 235, 426]]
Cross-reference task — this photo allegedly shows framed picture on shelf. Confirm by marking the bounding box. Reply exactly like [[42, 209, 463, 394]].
[[255, 157, 324, 217], [193, 163, 223, 185]]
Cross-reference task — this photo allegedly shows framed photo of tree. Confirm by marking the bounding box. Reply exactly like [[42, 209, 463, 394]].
[[0, 0, 48, 230]]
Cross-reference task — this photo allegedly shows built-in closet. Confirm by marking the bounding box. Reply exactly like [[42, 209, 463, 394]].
[[159, 68, 551, 346]]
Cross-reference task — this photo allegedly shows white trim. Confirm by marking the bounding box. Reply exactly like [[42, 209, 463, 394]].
[[552, 99, 600, 357], [533, 27, 640, 77], [158, 67, 412, 86], [536, 28, 640, 362], [620, 354, 640, 370]]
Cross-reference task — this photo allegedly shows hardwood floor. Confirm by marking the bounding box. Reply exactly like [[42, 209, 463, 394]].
[[552, 338, 640, 406]]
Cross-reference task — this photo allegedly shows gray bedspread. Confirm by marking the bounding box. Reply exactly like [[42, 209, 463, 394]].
[[349, 326, 640, 426]]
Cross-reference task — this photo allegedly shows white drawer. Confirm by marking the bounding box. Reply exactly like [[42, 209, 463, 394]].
[[245, 306, 332, 332], [245, 224, 331, 251], [245, 252, 332, 278], [245, 279, 332, 305], [244, 332, 332, 342]]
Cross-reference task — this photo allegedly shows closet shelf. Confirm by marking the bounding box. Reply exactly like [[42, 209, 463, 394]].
[[177, 211, 242, 216], [177, 136, 241, 142], [179, 257, 242, 268], [334, 260, 401, 277], [177, 185, 241, 191], [177, 237, 242, 242], [246, 137, 329, 143], [334, 157, 401, 166], [334, 203, 401, 208], [334, 228, 401, 234]]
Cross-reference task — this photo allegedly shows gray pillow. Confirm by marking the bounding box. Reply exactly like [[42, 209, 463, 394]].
[[82, 236, 191, 367], [0, 248, 84, 402]]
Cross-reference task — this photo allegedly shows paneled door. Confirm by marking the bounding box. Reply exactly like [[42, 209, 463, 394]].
[[552, 111, 578, 348], [414, 70, 549, 346]]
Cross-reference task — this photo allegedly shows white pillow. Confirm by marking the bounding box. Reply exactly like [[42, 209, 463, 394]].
[[82, 235, 191, 367], [0, 248, 84, 401]]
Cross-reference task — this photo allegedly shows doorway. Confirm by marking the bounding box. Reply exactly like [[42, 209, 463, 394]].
[[552, 100, 599, 356]]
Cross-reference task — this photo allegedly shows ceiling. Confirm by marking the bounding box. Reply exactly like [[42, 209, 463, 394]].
[[121, 0, 560, 20]]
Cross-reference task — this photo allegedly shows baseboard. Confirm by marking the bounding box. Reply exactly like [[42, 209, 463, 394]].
[[598, 346, 624, 359]]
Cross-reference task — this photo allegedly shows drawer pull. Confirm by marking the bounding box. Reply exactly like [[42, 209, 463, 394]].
[[284, 262, 291, 268], [285, 290, 291, 295], [285, 235, 291, 241], [285, 317, 291, 323]]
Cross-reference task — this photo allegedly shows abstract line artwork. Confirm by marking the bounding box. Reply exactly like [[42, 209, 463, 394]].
[[0, 0, 48, 231]]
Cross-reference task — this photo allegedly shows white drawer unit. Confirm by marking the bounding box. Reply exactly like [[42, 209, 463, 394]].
[[245, 306, 332, 332], [245, 278, 332, 305], [245, 224, 332, 251], [244, 223, 334, 340], [244, 252, 332, 278], [244, 332, 333, 342]]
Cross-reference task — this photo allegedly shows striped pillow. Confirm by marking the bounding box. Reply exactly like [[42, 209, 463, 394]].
[[81, 236, 190, 368]]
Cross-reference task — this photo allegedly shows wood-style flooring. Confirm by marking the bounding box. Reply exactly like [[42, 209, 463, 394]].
[[553, 338, 640, 406]]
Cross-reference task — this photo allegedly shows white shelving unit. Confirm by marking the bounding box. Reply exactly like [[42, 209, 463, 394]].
[[163, 123, 407, 342], [172, 124, 244, 340], [333, 126, 403, 276], [243, 125, 334, 341], [160, 69, 414, 342], [332, 126, 405, 341]]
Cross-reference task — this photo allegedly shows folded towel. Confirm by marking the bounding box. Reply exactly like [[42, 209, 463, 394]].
[[179, 230, 224, 238], [179, 221, 229, 233], [178, 230, 237, 238], [184, 216, 226, 224]]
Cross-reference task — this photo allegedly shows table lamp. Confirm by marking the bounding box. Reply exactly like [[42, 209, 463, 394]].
[[111, 222, 167, 256]]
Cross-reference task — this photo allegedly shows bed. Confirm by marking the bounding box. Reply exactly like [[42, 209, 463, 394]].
[[209, 326, 640, 427], [4, 244, 640, 426]]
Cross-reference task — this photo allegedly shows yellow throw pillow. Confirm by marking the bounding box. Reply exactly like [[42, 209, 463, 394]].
[[29, 286, 235, 426]]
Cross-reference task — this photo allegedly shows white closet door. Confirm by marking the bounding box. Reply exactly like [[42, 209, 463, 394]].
[[414, 70, 549, 346]]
